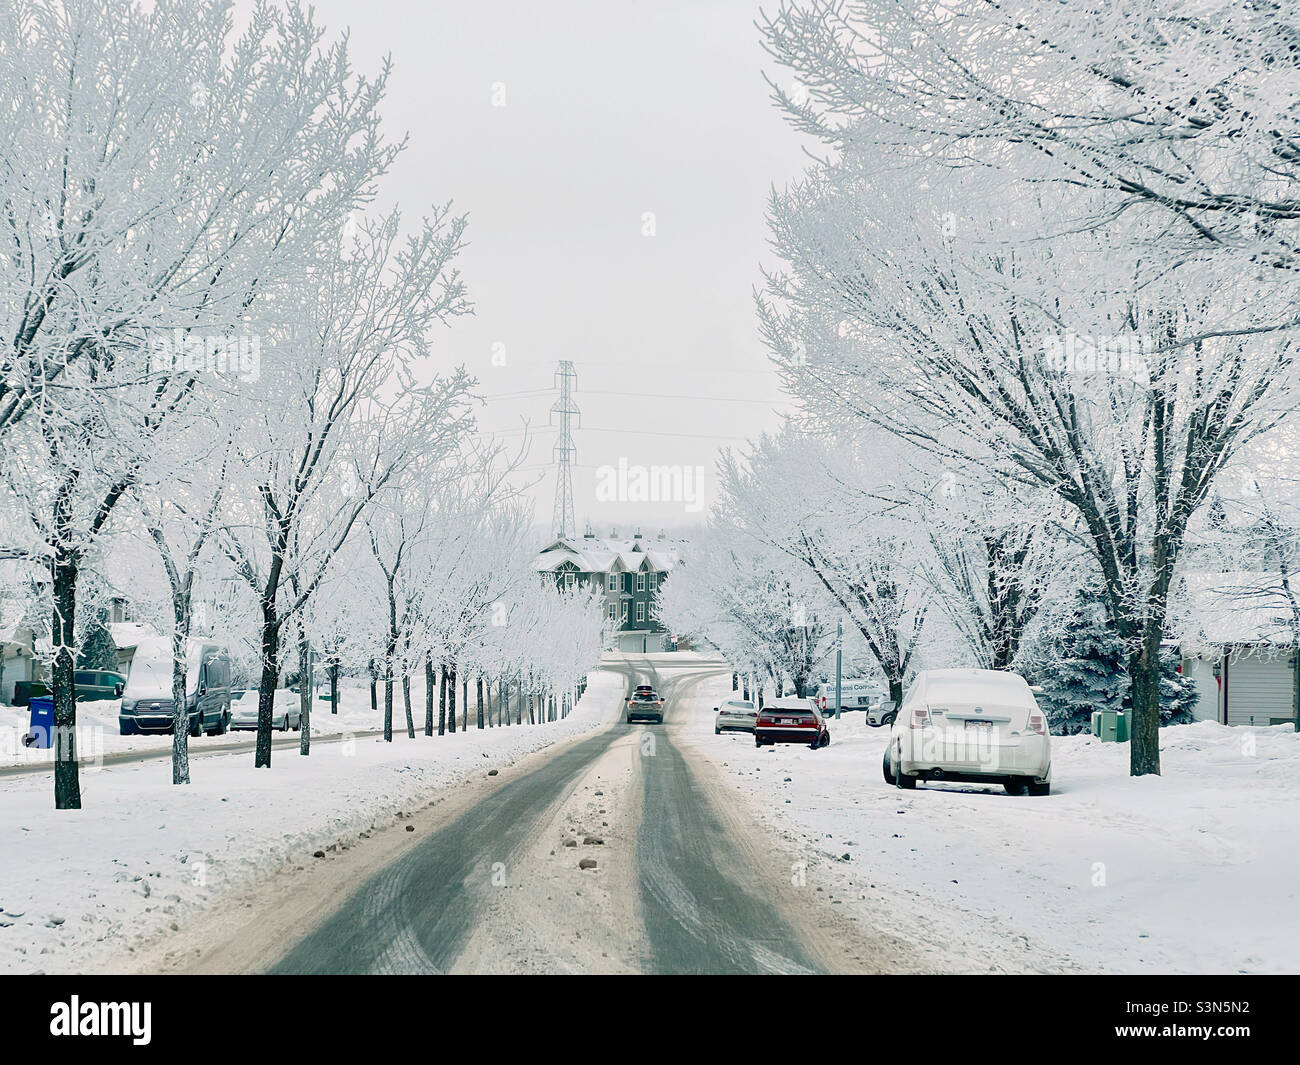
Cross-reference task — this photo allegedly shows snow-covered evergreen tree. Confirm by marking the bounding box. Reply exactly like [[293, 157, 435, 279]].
[[1030, 586, 1125, 735]]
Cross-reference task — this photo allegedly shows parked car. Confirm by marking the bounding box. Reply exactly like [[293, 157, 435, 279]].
[[755, 699, 830, 749], [714, 698, 757, 734], [883, 669, 1051, 795], [118, 638, 233, 737], [228, 695, 303, 732], [74, 669, 126, 702], [815, 679, 883, 715], [865, 698, 898, 727], [625, 692, 664, 724]]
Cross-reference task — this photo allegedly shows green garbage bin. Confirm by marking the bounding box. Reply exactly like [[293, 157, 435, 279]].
[[1090, 709, 1130, 742]]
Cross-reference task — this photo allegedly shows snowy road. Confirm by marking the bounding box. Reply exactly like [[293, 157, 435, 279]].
[[135, 656, 890, 975]]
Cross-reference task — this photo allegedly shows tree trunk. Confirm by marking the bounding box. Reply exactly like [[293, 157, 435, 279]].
[[425, 654, 435, 736], [255, 598, 280, 768], [369, 658, 377, 711], [477, 676, 484, 729], [170, 601, 191, 785], [888, 676, 904, 709], [1129, 629, 1163, 776], [402, 671, 414, 738], [447, 666, 457, 733], [439, 667, 448, 735], [462, 677, 468, 731], [298, 631, 312, 756], [383, 668, 393, 743], [330, 659, 339, 715], [50, 549, 81, 810]]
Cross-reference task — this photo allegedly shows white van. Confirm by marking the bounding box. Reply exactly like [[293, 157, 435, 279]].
[[883, 669, 1051, 795], [118, 637, 232, 737], [815, 678, 883, 715]]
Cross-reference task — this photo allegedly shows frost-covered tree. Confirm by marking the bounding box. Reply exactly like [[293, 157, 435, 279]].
[[0, 0, 401, 807], [758, 1, 1300, 775], [716, 430, 928, 705], [221, 211, 473, 767], [657, 521, 832, 699]]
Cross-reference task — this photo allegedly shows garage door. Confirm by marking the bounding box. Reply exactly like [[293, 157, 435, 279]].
[[1227, 650, 1297, 727]]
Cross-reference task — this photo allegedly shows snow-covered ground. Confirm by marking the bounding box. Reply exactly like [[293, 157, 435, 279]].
[[0, 668, 623, 974], [681, 672, 1300, 974], [0, 680, 391, 769]]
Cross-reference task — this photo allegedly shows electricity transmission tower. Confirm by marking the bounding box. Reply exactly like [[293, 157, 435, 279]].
[[550, 360, 579, 538]]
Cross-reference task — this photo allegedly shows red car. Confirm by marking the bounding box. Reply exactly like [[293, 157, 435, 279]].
[[755, 700, 831, 749]]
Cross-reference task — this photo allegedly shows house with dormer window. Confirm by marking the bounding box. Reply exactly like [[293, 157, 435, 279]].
[[534, 528, 683, 652]]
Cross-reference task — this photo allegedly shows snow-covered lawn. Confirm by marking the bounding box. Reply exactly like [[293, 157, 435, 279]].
[[683, 673, 1300, 974], [1, 679, 416, 769], [0, 669, 623, 974]]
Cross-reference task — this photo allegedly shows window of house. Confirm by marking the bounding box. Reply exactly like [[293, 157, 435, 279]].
[[564, 571, 575, 589], [608, 602, 616, 621], [607, 572, 617, 592], [636, 573, 646, 592], [647, 572, 657, 591], [636, 602, 645, 623], [621, 602, 629, 622]]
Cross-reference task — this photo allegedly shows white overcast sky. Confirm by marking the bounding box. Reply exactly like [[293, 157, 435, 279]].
[[271, 0, 804, 531]]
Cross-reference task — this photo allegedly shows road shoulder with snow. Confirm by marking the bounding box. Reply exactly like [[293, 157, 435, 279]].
[[677, 673, 1300, 974]]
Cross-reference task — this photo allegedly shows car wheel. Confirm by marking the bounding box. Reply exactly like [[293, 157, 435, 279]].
[[882, 746, 896, 785], [820, 732, 830, 748], [715, 725, 722, 734], [1004, 779, 1028, 795], [882, 712, 896, 727], [754, 735, 764, 748], [1028, 781, 1051, 796], [280, 716, 289, 732], [189, 713, 202, 739]]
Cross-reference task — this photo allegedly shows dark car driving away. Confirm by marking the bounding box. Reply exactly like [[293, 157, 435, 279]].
[[626, 691, 664, 724], [755, 699, 830, 750]]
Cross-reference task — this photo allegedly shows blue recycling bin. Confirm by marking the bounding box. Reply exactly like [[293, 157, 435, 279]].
[[27, 696, 54, 749]]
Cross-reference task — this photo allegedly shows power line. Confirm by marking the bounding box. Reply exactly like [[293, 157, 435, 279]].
[[576, 388, 790, 406]]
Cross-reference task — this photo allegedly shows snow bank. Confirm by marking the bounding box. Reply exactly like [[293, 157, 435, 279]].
[[0, 668, 622, 974], [683, 673, 1300, 974]]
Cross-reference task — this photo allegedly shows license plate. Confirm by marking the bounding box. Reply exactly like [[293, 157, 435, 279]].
[[964, 719, 993, 732]]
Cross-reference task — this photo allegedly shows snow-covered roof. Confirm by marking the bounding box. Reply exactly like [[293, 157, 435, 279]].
[[0, 624, 32, 650], [107, 622, 162, 651], [1175, 571, 1300, 648], [534, 534, 683, 575]]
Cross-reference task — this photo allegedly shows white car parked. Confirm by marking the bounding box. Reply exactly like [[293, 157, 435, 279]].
[[883, 669, 1051, 795], [714, 698, 758, 734], [229, 694, 303, 732]]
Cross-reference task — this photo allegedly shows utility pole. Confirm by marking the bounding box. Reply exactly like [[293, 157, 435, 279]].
[[834, 617, 843, 721], [550, 360, 579, 538]]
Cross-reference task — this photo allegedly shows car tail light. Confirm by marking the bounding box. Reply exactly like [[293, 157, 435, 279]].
[[1027, 709, 1047, 736], [910, 707, 930, 729]]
